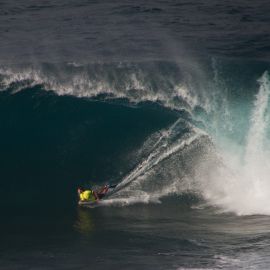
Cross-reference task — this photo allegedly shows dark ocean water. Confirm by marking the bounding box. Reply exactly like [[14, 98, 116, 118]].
[[1, 0, 270, 63], [1, 0, 270, 269]]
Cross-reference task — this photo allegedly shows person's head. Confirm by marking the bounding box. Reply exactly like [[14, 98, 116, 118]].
[[77, 187, 84, 194]]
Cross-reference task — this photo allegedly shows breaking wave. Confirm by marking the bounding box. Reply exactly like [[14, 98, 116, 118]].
[[1, 60, 270, 215]]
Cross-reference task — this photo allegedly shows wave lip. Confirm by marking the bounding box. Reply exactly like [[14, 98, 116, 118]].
[[0, 61, 209, 114]]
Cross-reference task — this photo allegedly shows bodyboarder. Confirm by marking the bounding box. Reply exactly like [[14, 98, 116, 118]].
[[77, 184, 117, 202]]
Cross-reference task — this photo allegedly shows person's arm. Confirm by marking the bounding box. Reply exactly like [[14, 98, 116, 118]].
[[77, 189, 82, 200], [99, 185, 109, 194], [93, 191, 99, 201]]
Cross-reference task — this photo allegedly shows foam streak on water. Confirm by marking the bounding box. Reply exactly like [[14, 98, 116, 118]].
[[105, 120, 207, 206]]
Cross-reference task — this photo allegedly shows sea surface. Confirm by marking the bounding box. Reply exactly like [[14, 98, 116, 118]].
[[1, 0, 270, 269]]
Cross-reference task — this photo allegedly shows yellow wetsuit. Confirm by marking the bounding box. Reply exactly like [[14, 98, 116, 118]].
[[79, 190, 96, 202]]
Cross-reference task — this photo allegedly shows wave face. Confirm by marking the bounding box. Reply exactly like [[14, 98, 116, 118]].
[[0, 59, 270, 215]]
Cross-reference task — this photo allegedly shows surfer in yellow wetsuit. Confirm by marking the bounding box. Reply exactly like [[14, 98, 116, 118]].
[[77, 184, 117, 202], [78, 187, 99, 202]]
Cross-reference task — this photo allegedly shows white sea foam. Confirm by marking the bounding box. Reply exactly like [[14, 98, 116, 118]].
[[198, 71, 270, 215]]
